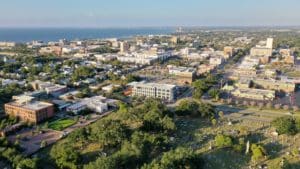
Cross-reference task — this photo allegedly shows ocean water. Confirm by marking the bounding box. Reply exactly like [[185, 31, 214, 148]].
[[0, 27, 175, 42]]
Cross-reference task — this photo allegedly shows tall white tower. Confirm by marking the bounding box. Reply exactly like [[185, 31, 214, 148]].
[[266, 38, 273, 49]]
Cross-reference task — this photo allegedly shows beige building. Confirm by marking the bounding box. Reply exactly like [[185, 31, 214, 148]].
[[253, 78, 295, 92], [0, 42, 16, 49], [170, 36, 178, 44], [230, 68, 257, 80], [224, 46, 233, 59], [120, 41, 130, 53], [231, 88, 275, 101], [197, 64, 216, 75], [39, 46, 62, 56]]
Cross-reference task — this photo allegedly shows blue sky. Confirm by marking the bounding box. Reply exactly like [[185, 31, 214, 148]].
[[0, 0, 299, 27]]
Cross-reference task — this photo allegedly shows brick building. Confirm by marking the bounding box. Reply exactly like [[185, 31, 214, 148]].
[[4, 97, 54, 123]]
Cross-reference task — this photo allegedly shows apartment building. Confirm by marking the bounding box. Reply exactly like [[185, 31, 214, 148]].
[[249, 38, 273, 64], [224, 46, 233, 59], [231, 88, 275, 101], [253, 78, 295, 93], [117, 51, 172, 65], [132, 82, 177, 102]]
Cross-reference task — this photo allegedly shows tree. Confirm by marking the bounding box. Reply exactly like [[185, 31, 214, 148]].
[[192, 80, 208, 99], [271, 117, 297, 135], [117, 102, 129, 114], [295, 118, 300, 132], [251, 144, 266, 162], [208, 88, 220, 100], [17, 158, 38, 169], [142, 147, 204, 169], [126, 74, 140, 83], [50, 142, 80, 169], [68, 128, 88, 145], [198, 102, 215, 118], [215, 134, 233, 148], [142, 109, 176, 133], [211, 118, 217, 126], [84, 156, 117, 169], [175, 99, 199, 116], [218, 111, 224, 119], [72, 66, 94, 81], [90, 119, 130, 147]]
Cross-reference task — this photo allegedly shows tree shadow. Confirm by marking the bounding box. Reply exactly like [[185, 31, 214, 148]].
[[203, 148, 251, 169], [246, 132, 267, 143], [287, 162, 300, 169], [264, 141, 287, 160]]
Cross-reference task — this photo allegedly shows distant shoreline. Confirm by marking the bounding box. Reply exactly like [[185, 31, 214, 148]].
[[1, 26, 300, 43], [0, 27, 175, 43]]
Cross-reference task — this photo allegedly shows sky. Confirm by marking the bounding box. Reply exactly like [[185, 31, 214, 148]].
[[0, 0, 299, 28]]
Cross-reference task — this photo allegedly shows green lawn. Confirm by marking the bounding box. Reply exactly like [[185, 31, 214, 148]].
[[48, 118, 76, 131]]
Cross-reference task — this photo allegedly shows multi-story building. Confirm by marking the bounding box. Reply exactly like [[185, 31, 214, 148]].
[[117, 51, 172, 65], [224, 46, 233, 59], [31, 80, 67, 96], [120, 41, 130, 53], [66, 96, 111, 114], [39, 46, 62, 56], [4, 97, 54, 123], [168, 65, 196, 84], [94, 54, 117, 61], [132, 82, 177, 102], [253, 78, 295, 93], [249, 38, 273, 64], [250, 47, 272, 57], [231, 88, 275, 101], [0, 42, 16, 49], [197, 64, 216, 75]]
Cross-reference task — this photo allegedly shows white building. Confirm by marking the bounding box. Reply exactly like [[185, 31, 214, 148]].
[[66, 102, 87, 114], [238, 56, 260, 70], [1, 79, 26, 86], [117, 51, 172, 65], [66, 96, 112, 114], [94, 54, 117, 61], [82, 96, 108, 113], [131, 82, 177, 102]]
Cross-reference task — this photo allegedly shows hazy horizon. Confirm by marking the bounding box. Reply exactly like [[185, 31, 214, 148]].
[[1, 0, 300, 28]]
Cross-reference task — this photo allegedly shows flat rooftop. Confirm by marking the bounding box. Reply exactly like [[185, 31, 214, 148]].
[[134, 82, 176, 89], [7, 101, 53, 111]]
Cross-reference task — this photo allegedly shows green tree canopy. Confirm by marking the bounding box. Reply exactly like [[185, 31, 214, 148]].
[[142, 147, 204, 169], [271, 117, 297, 135], [215, 134, 233, 148]]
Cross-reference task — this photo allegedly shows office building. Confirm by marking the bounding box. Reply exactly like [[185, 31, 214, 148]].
[[4, 97, 54, 123], [132, 82, 177, 102]]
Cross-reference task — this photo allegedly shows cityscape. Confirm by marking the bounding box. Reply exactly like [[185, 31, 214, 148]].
[[1, 1, 300, 169]]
